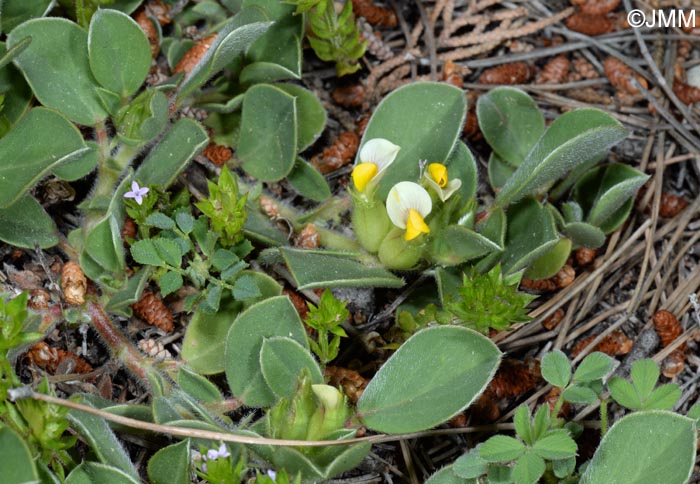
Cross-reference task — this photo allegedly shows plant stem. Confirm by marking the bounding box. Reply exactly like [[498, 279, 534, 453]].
[[600, 397, 608, 436]]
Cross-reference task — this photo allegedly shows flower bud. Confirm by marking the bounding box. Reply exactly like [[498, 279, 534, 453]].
[[351, 196, 392, 253], [378, 227, 424, 269]]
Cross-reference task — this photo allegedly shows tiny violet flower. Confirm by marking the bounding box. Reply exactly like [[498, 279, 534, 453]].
[[351, 138, 400, 193], [123, 181, 149, 205], [386, 182, 432, 241], [424, 162, 462, 202], [205, 443, 230, 461], [266, 469, 277, 480]]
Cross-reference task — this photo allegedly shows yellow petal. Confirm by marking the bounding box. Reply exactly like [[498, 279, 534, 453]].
[[405, 208, 430, 241], [427, 163, 448, 188], [351, 162, 378, 192]]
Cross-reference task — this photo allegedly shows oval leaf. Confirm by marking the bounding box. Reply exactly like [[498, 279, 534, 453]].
[[358, 82, 466, 199], [0, 194, 58, 248], [287, 158, 331, 202], [541, 350, 571, 388], [357, 326, 501, 433], [182, 298, 241, 374], [147, 440, 190, 484], [279, 247, 404, 290], [581, 411, 696, 484], [225, 296, 308, 407], [0, 107, 87, 208], [496, 109, 628, 207], [0, 426, 38, 484], [8, 18, 108, 125], [277, 83, 326, 151], [1, 0, 52, 34], [523, 237, 571, 280], [65, 462, 140, 484], [135, 118, 208, 187], [501, 198, 559, 275], [238, 84, 297, 181], [88, 9, 151, 97], [260, 336, 323, 398], [477, 87, 545, 167]]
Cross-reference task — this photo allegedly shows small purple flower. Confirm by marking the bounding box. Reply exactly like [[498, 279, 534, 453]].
[[266, 469, 277, 480], [124, 181, 149, 205], [205, 443, 231, 461]]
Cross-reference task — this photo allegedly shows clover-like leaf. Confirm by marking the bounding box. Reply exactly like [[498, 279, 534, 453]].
[[541, 350, 571, 388]]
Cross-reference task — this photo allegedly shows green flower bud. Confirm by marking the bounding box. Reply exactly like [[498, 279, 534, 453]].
[[378, 227, 424, 269], [267, 375, 317, 441], [351, 194, 392, 253]]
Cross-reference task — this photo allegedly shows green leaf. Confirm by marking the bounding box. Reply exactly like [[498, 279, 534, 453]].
[[501, 198, 559, 275], [488, 465, 512, 483], [427, 465, 476, 484], [260, 336, 324, 398], [280, 248, 404, 290], [287, 158, 331, 202], [65, 462, 140, 484], [574, 352, 614, 383], [581, 411, 696, 484], [88, 9, 151, 97], [8, 18, 108, 125], [357, 326, 501, 433], [145, 213, 176, 230], [0, 194, 58, 248], [562, 222, 606, 249], [513, 405, 533, 445], [53, 141, 99, 181], [359, 82, 466, 199], [105, 268, 151, 315], [177, 366, 223, 404], [476, 87, 545, 167], [276, 83, 326, 151], [0, 426, 38, 484], [0, 107, 87, 208], [541, 350, 571, 388], [479, 435, 526, 462], [0, 0, 52, 34], [147, 440, 190, 484], [0, 45, 32, 126], [84, 211, 126, 274], [532, 429, 577, 459], [531, 404, 550, 442], [645, 383, 681, 411], [68, 399, 139, 479], [573, 163, 649, 233], [488, 152, 516, 190], [238, 84, 297, 182], [631, 358, 660, 400], [523, 237, 571, 280], [244, 1, 303, 79], [135, 118, 209, 188], [562, 384, 598, 405], [159, 271, 183, 297], [608, 377, 642, 410], [131, 239, 165, 267], [175, 211, 195, 234], [225, 296, 309, 406], [177, 9, 272, 99], [430, 225, 501, 266], [232, 274, 261, 300], [453, 449, 488, 479], [553, 456, 576, 479], [182, 297, 241, 374], [512, 453, 545, 484], [243, 209, 288, 246], [270, 441, 371, 481], [153, 238, 182, 267], [495, 109, 628, 207], [446, 141, 479, 201]]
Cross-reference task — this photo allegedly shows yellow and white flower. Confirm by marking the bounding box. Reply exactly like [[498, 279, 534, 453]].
[[386, 181, 432, 241], [351, 138, 400, 193], [424, 162, 462, 202]]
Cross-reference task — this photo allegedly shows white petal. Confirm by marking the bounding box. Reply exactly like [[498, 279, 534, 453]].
[[131, 181, 140, 192], [359, 138, 400, 172], [386, 181, 432, 229], [440, 179, 462, 202]]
